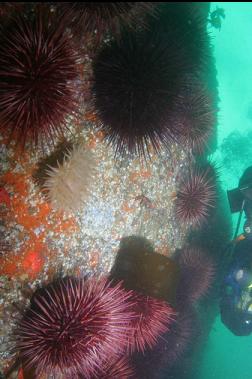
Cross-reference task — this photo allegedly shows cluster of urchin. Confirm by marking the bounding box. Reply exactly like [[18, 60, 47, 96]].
[[0, 2, 218, 225], [16, 275, 176, 378], [14, 241, 215, 377], [0, 3, 221, 378], [0, 2, 215, 159]]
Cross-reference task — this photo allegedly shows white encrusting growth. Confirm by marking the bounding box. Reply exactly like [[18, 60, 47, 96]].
[[44, 145, 96, 212]]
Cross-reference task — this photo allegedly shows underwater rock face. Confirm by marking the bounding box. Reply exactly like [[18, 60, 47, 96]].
[[0, 2, 224, 379], [110, 236, 181, 304]]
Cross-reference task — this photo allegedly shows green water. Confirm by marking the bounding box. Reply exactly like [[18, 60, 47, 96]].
[[199, 3, 252, 378]]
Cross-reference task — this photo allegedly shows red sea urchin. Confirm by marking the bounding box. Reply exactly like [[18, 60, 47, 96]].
[[176, 246, 215, 305], [16, 277, 135, 378], [175, 166, 216, 228], [0, 10, 79, 147], [127, 293, 176, 353]]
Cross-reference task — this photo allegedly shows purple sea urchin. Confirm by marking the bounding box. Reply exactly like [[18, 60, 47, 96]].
[[16, 277, 135, 378], [0, 10, 79, 147], [175, 166, 216, 228], [92, 30, 190, 157]]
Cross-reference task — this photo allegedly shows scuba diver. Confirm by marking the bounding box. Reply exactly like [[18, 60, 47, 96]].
[[220, 166, 252, 335]]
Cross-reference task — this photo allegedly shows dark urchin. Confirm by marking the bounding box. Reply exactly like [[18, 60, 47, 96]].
[[59, 2, 155, 38], [0, 2, 25, 21], [147, 2, 211, 70], [92, 30, 190, 157], [16, 277, 135, 378], [175, 165, 217, 228], [132, 307, 199, 379], [169, 81, 217, 154], [176, 246, 215, 305], [0, 10, 79, 147]]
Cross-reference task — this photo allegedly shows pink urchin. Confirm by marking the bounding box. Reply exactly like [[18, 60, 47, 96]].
[[127, 293, 176, 353], [176, 246, 215, 304], [0, 10, 79, 147], [16, 277, 135, 378], [175, 166, 216, 228]]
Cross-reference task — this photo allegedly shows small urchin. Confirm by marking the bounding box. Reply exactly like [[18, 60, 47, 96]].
[[92, 30, 191, 157], [127, 293, 176, 353], [176, 246, 215, 304], [43, 145, 96, 212], [175, 165, 217, 228], [16, 276, 135, 378], [0, 10, 79, 147]]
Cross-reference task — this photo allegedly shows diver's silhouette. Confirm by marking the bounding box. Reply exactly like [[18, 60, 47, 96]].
[[220, 166, 252, 335]]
